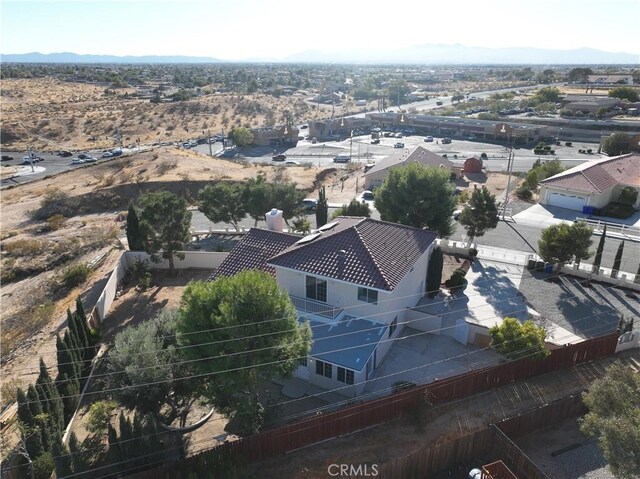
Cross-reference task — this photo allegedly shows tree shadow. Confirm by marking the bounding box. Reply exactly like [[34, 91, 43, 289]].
[[505, 221, 539, 253], [469, 263, 528, 321], [100, 291, 169, 342]]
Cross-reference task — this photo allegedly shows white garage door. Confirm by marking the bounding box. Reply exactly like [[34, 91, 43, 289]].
[[548, 192, 587, 211]]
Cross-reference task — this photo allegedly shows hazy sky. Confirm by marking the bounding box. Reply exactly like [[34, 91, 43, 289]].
[[2, 0, 639, 59]]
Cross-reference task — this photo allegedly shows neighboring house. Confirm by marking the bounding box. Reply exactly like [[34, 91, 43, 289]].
[[538, 153, 640, 211], [560, 94, 620, 113], [364, 145, 461, 189], [587, 74, 634, 85], [210, 217, 438, 396]]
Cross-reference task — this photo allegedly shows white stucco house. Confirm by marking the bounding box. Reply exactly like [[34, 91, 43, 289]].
[[209, 217, 438, 397], [538, 153, 640, 212]]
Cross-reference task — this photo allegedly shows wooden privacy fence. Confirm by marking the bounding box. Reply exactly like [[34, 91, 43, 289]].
[[128, 333, 617, 479], [379, 394, 587, 479]]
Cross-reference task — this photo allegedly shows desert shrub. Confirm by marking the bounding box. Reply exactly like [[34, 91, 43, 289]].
[[2, 238, 42, 256], [45, 214, 67, 231], [61, 263, 91, 289], [86, 400, 118, 434], [40, 187, 68, 208]]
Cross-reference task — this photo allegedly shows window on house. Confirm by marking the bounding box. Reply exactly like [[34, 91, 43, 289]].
[[357, 287, 378, 304], [315, 360, 332, 378], [337, 367, 355, 385], [306, 276, 327, 302], [389, 316, 398, 338]]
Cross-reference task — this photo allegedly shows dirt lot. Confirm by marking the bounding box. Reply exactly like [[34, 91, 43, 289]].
[[0, 149, 324, 395], [1, 78, 345, 152]]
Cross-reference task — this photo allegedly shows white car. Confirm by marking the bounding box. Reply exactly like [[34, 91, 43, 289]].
[[102, 151, 113, 158], [285, 160, 300, 166], [71, 158, 84, 164]]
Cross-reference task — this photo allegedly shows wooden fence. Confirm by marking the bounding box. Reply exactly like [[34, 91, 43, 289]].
[[127, 333, 617, 478], [379, 394, 587, 479]]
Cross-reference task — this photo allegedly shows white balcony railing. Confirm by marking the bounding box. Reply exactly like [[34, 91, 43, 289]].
[[290, 295, 341, 319]]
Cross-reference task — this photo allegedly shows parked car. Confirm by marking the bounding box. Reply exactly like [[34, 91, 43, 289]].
[[111, 149, 123, 157], [442, 137, 452, 144], [394, 132, 403, 138], [424, 136, 434, 142], [71, 158, 84, 164], [1, 155, 14, 161], [394, 142, 405, 148], [370, 139, 380, 144], [78, 153, 90, 159], [453, 209, 463, 220], [436, 101, 443, 106], [59, 151, 72, 157], [333, 154, 351, 163], [182, 143, 192, 149], [84, 156, 97, 162], [362, 190, 374, 201], [272, 153, 287, 161], [302, 198, 318, 210], [102, 151, 113, 158], [300, 124, 308, 129], [21, 157, 33, 164], [285, 160, 300, 166]]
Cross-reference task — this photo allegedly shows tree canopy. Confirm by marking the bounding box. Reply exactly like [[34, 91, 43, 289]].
[[602, 133, 633, 157], [608, 86, 639, 102], [538, 221, 593, 264], [489, 317, 549, 360], [332, 199, 371, 219], [581, 364, 640, 479], [534, 86, 561, 104], [177, 270, 312, 433], [523, 159, 566, 189], [198, 183, 246, 231], [241, 175, 305, 226], [138, 190, 192, 273], [107, 310, 199, 427], [459, 186, 498, 241], [229, 127, 254, 147], [374, 163, 456, 236]]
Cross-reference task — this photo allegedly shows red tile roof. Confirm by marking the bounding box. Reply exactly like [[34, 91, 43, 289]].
[[208, 228, 300, 281], [268, 218, 437, 291], [540, 153, 640, 193]]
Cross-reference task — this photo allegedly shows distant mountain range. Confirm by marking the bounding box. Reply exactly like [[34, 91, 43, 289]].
[[0, 52, 224, 64], [2, 44, 639, 64], [284, 44, 640, 65]]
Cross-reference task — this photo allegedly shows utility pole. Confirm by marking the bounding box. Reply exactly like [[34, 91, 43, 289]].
[[503, 146, 515, 220], [349, 130, 353, 161], [206, 130, 213, 157]]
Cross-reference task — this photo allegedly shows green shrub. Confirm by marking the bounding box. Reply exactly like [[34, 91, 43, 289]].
[[86, 400, 118, 434], [516, 186, 533, 200], [33, 451, 54, 479], [445, 268, 468, 293], [61, 263, 91, 289]]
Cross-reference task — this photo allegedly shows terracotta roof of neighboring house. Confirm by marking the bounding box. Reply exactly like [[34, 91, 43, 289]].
[[208, 228, 300, 281], [268, 217, 437, 291], [364, 145, 453, 177], [540, 153, 640, 193]]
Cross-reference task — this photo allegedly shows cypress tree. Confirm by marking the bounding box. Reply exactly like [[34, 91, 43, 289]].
[[126, 203, 145, 251], [75, 296, 95, 349], [71, 311, 91, 364], [26, 384, 44, 423], [58, 373, 79, 421], [37, 358, 64, 434], [68, 432, 89, 476], [316, 187, 328, 227], [592, 223, 606, 273], [63, 332, 82, 381], [426, 246, 444, 298], [56, 334, 76, 389], [16, 388, 37, 430], [34, 384, 53, 451], [53, 437, 73, 479], [611, 240, 625, 278]]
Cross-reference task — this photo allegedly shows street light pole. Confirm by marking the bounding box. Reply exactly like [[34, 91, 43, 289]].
[[503, 146, 515, 220]]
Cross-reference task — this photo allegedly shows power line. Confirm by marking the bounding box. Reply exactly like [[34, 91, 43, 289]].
[[11, 261, 605, 373]]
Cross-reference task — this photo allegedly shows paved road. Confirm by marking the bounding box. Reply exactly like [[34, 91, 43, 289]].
[[452, 220, 640, 274], [0, 148, 142, 189]]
